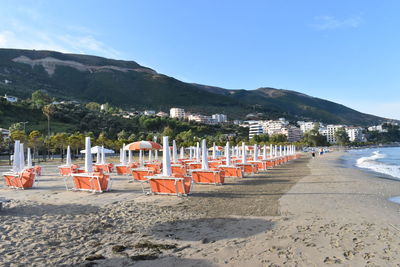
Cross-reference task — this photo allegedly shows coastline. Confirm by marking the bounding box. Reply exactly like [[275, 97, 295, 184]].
[[1, 152, 400, 266]]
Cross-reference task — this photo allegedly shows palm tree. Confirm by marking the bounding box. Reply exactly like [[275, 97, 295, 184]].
[[42, 104, 56, 137]]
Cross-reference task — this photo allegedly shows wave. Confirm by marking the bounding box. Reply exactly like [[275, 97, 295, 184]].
[[355, 151, 400, 179]]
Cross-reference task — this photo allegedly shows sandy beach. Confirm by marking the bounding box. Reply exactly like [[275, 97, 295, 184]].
[[1, 152, 400, 266]]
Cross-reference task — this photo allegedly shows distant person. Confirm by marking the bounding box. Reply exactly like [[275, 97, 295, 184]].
[[319, 148, 324, 156]]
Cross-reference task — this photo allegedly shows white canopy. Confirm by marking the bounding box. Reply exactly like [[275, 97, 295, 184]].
[[80, 146, 114, 154]]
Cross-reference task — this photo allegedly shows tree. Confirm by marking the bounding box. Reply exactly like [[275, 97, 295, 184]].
[[31, 90, 52, 108], [42, 104, 56, 136], [10, 130, 27, 143], [335, 127, 350, 146], [85, 102, 101, 111], [162, 126, 174, 138], [270, 134, 287, 143], [28, 130, 44, 159]]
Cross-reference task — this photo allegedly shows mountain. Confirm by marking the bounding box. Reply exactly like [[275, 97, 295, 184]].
[[0, 48, 389, 126]]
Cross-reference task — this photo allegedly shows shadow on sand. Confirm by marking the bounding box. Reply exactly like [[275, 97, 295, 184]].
[[150, 217, 273, 242]]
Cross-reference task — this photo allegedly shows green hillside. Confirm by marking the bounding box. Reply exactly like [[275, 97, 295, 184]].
[[0, 48, 389, 125]]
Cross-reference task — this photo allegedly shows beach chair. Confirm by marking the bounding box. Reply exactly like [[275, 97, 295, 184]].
[[236, 163, 258, 175], [186, 162, 202, 170], [115, 165, 129, 175], [208, 161, 222, 169], [219, 166, 243, 178], [147, 175, 192, 196], [171, 164, 187, 177], [191, 170, 224, 185], [34, 166, 42, 176], [145, 163, 162, 174], [3, 170, 36, 189], [94, 163, 113, 173], [70, 172, 111, 193]]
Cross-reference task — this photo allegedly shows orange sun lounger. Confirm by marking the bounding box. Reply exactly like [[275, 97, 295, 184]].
[[115, 165, 129, 175], [132, 169, 155, 181], [249, 161, 266, 171], [236, 163, 258, 175], [147, 175, 192, 196], [3, 171, 36, 189], [186, 163, 202, 170], [59, 164, 80, 176], [219, 166, 243, 178], [70, 172, 111, 193], [94, 163, 113, 173], [191, 170, 224, 185], [145, 163, 162, 174], [171, 165, 187, 177]]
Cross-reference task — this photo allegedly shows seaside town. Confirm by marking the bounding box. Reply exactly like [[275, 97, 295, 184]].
[[1, 1, 400, 267]]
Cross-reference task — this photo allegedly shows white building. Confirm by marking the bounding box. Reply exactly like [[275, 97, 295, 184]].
[[212, 114, 227, 123], [297, 121, 319, 133], [144, 110, 155, 116], [3, 94, 18, 103], [170, 108, 185, 119], [368, 125, 387, 133], [188, 114, 215, 124], [282, 126, 303, 142], [326, 125, 345, 144], [156, 111, 169, 117], [249, 122, 264, 139], [346, 127, 365, 142]]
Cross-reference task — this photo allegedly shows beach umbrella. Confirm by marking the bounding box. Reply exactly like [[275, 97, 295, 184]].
[[274, 145, 278, 158], [124, 141, 162, 151], [84, 137, 93, 173], [262, 145, 267, 160], [153, 136, 158, 161], [180, 147, 185, 159], [201, 139, 209, 170], [162, 136, 172, 176], [26, 147, 32, 168], [254, 144, 259, 161], [225, 141, 231, 166], [101, 146, 106, 164], [149, 150, 153, 162], [96, 148, 101, 164], [196, 142, 200, 160], [279, 145, 282, 157], [80, 146, 114, 154], [139, 150, 144, 167], [12, 140, 20, 173], [242, 142, 247, 164], [172, 140, 178, 163], [128, 150, 132, 164], [121, 148, 127, 165], [66, 145, 72, 166], [212, 142, 216, 160], [19, 143, 25, 171], [270, 144, 273, 158]]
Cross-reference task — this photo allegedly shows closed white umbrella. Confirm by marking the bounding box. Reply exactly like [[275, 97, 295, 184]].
[[196, 142, 200, 160], [274, 145, 278, 158], [153, 136, 158, 161], [149, 150, 153, 162], [27, 148, 32, 168], [212, 142, 216, 160], [201, 139, 209, 170], [101, 145, 106, 164], [262, 145, 267, 160], [172, 140, 178, 163], [162, 136, 172, 176], [96, 149, 101, 164], [270, 144, 273, 159], [12, 140, 20, 173], [180, 147, 185, 159], [189, 147, 193, 160], [254, 144, 259, 161], [279, 145, 282, 157], [19, 143, 25, 171], [139, 150, 144, 167], [84, 137, 93, 173], [242, 142, 247, 164], [66, 145, 72, 166], [128, 150, 132, 164], [225, 141, 231, 166], [121, 148, 127, 165]]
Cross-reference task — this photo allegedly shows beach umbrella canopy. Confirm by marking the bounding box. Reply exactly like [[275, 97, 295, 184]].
[[81, 146, 114, 154], [66, 145, 72, 166], [201, 139, 209, 170], [84, 137, 93, 173], [124, 141, 161, 151], [12, 140, 20, 173], [162, 136, 172, 176], [27, 148, 32, 168]]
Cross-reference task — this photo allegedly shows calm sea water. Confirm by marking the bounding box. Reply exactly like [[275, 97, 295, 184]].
[[343, 147, 400, 204]]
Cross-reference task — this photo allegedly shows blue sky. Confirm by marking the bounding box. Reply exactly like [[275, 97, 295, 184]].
[[1, 0, 399, 120]]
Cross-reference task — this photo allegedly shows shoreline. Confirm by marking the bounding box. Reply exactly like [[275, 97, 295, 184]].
[[1, 152, 400, 266]]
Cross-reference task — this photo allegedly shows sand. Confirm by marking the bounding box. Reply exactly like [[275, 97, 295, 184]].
[[1, 152, 400, 266]]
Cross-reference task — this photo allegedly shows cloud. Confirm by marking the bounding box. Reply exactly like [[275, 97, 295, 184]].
[[312, 15, 363, 30]]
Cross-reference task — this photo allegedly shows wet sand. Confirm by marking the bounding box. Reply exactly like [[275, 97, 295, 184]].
[[1, 152, 400, 266]]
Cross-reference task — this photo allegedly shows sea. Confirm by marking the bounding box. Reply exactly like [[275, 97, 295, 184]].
[[342, 147, 400, 204]]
